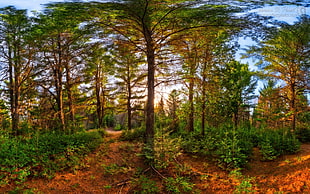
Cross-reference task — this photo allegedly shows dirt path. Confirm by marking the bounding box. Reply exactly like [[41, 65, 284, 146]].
[[105, 128, 122, 136]]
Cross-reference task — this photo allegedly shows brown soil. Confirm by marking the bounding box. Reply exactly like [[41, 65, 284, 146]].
[[1, 131, 310, 194]]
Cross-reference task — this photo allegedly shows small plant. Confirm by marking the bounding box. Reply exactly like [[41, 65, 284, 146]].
[[215, 130, 251, 169], [103, 185, 112, 189], [229, 169, 255, 194], [121, 127, 145, 141], [114, 123, 123, 131], [153, 128, 182, 169], [132, 175, 159, 194], [101, 163, 130, 175], [164, 176, 194, 193], [235, 180, 255, 194], [259, 140, 279, 161], [295, 156, 302, 162], [258, 129, 300, 161]]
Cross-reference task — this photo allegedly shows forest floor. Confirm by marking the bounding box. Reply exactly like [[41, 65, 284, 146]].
[[1, 129, 310, 194]]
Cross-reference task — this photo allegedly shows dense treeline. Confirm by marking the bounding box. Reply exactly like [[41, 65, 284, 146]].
[[0, 0, 309, 187]]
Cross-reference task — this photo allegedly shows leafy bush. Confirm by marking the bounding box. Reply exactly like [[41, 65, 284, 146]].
[[132, 175, 159, 194], [182, 126, 254, 169], [258, 129, 300, 161], [164, 176, 194, 193], [120, 126, 145, 141], [0, 131, 103, 185], [181, 125, 301, 168], [215, 130, 252, 169], [153, 128, 182, 169], [295, 127, 310, 143]]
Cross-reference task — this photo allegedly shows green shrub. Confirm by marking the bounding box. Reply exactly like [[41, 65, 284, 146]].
[[215, 130, 252, 169], [259, 140, 279, 160], [121, 127, 145, 141], [295, 128, 310, 143], [258, 129, 300, 161], [0, 131, 103, 185], [164, 176, 194, 193], [182, 126, 254, 169], [132, 175, 159, 194], [153, 128, 182, 169]]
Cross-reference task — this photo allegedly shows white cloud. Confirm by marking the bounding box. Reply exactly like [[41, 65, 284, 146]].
[[252, 5, 310, 24], [0, 0, 64, 12]]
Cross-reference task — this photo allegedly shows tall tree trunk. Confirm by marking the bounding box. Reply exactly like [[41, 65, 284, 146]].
[[8, 47, 18, 134], [56, 35, 65, 130], [65, 62, 75, 124], [145, 37, 155, 147], [14, 72, 20, 135], [233, 111, 238, 127]]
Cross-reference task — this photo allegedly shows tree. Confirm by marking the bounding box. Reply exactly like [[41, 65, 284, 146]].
[[166, 89, 181, 132], [84, 44, 114, 129], [219, 61, 257, 127], [32, 3, 92, 130], [254, 80, 287, 128], [113, 40, 146, 130], [0, 7, 34, 134], [246, 15, 310, 131], [89, 0, 248, 148]]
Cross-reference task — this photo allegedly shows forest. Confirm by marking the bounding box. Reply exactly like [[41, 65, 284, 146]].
[[0, 0, 309, 193]]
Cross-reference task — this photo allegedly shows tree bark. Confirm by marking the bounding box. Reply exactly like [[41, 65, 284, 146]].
[[187, 77, 194, 132], [145, 36, 155, 146], [56, 35, 65, 130], [127, 77, 132, 131]]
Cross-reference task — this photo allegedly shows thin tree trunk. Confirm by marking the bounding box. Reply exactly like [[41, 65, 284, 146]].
[[201, 74, 206, 136], [188, 78, 194, 132], [290, 83, 296, 131], [127, 77, 132, 131], [127, 91, 132, 131], [96, 80, 102, 128]]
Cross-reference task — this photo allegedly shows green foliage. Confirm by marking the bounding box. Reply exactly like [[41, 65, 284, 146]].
[[120, 126, 145, 141], [114, 123, 124, 131], [295, 127, 310, 143], [182, 126, 254, 169], [0, 131, 103, 185], [215, 130, 252, 169], [132, 175, 159, 194], [101, 163, 130, 175], [141, 127, 182, 169], [153, 128, 182, 169], [229, 169, 256, 194], [164, 176, 194, 194], [258, 129, 300, 161], [182, 125, 301, 169]]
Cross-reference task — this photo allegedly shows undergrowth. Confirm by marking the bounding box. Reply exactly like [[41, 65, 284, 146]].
[[181, 126, 301, 169], [0, 131, 103, 186]]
